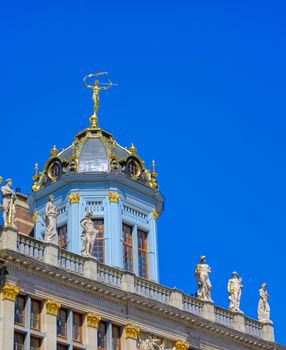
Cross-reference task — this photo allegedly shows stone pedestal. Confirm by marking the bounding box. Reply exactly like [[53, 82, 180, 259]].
[[233, 311, 246, 332], [85, 312, 101, 350], [44, 243, 59, 266], [0, 226, 18, 251], [261, 321, 275, 342], [122, 272, 135, 293], [83, 256, 98, 281], [42, 299, 61, 350], [170, 289, 183, 310], [202, 301, 215, 322]]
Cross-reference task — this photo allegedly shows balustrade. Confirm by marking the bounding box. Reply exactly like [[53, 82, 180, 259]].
[[58, 249, 84, 274], [135, 277, 171, 304], [17, 234, 44, 261], [183, 295, 204, 315], [215, 306, 234, 327], [97, 263, 123, 288]]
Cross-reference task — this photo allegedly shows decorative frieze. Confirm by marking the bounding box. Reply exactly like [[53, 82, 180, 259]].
[[46, 299, 61, 315], [175, 340, 190, 350], [86, 312, 101, 328], [1, 284, 20, 301], [109, 192, 120, 203], [69, 193, 80, 204], [124, 323, 140, 339]]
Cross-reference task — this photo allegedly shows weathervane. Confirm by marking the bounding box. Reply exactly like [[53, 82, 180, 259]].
[[83, 72, 117, 127]]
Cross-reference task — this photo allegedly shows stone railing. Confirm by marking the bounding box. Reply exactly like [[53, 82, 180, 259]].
[[183, 295, 204, 315], [135, 277, 172, 304], [215, 306, 234, 327], [17, 233, 45, 261], [0, 228, 274, 342], [58, 249, 84, 275], [245, 317, 262, 337], [97, 263, 123, 288]]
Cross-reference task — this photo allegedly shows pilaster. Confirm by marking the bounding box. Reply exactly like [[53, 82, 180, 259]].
[[148, 212, 159, 282], [42, 299, 61, 350], [123, 323, 140, 350], [85, 312, 101, 350], [68, 195, 80, 254], [108, 192, 121, 268]]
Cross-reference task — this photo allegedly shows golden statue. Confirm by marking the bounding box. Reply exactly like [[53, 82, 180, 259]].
[[83, 72, 115, 125]]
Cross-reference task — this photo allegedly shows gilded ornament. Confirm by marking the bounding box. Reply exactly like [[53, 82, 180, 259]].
[[32, 182, 41, 192], [32, 163, 39, 181], [175, 340, 189, 350], [152, 209, 159, 220], [86, 312, 101, 328], [151, 160, 158, 178], [129, 143, 137, 153], [1, 284, 20, 301], [51, 145, 59, 156], [33, 211, 39, 223], [45, 299, 61, 315], [109, 192, 120, 203], [69, 193, 80, 204], [124, 323, 140, 339], [0, 176, 3, 184]]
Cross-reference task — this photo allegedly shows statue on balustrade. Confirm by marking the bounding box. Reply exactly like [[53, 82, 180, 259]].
[[228, 271, 243, 311], [258, 283, 271, 322], [80, 212, 98, 257], [44, 195, 59, 243], [1, 178, 17, 228], [195, 255, 213, 302], [138, 336, 161, 350]]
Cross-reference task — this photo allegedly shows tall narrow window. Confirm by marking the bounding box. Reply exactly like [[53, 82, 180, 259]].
[[112, 325, 121, 350], [30, 299, 41, 330], [30, 337, 41, 350], [14, 333, 25, 350], [92, 218, 104, 263], [56, 345, 68, 350], [57, 308, 67, 338], [122, 223, 133, 272], [137, 229, 149, 279], [15, 296, 25, 326], [58, 224, 68, 249], [97, 321, 107, 349], [72, 312, 82, 343]]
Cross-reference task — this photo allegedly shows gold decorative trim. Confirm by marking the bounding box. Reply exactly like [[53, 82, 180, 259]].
[[51, 145, 59, 156], [86, 312, 101, 328], [33, 211, 39, 223], [129, 143, 137, 153], [109, 192, 120, 203], [2, 284, 20, 301], [124, 323, 140, 339], [46, 299, 61, 315], [32, 182, 41, 192], [175, 340, 189, 350], [152, 209, 159, 221], [69, 193, 80, 204]]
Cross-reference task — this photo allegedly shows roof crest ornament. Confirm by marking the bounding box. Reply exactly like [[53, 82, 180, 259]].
[[83, 72, 118, 128]]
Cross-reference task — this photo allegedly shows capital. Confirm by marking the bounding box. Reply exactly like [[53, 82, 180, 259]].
[[175, 340, 189, 350], [45, 299, 61, 315], [86, 312, 101, 328], [152, 209, 159, 220], [69, 193, 80, 204], [109, 192, 120, 203], [2, 284, 20, 301], [124, 323, 140, 339]]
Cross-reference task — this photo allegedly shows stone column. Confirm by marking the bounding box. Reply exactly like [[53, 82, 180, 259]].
[[42, 299, 61, 350], [170, 289, 183, 310], [68, 193, 80, 254], [108, 192, 121, 268], [233, 311, 246, 332], [261, 321, 275, 342], [83, 256, 98, 281], [85, 312, 101, 350], [0, 226, 18, 251], [121, 272, 135, 293], [123, 323, 140, 350], [148, 210, 159, 282], [202, 301, 215, 322], [44, 243, 59, 267], [175, 340, 190, 350], [0, 283, 20, 350]]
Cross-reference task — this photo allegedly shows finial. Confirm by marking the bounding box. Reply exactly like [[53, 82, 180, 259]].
[[129, 143, 137, 153], [32, 163, 39, 181], [0, 176, 3, 184], [151, 160, 158, 178], [51, 145, 59, 156]]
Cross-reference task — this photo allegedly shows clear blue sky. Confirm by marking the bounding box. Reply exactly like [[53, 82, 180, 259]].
[[1, 0, 286, 344]]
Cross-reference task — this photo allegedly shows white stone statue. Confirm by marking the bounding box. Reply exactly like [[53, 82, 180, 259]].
[[80, 212, 98, 257], [139, 336, 161, 350], [195, 255, 213, 302], [258, 283, 271, 322], [44, 195, 59, 243], [228, 271, 243, 311], [1, 178, 17, 228]]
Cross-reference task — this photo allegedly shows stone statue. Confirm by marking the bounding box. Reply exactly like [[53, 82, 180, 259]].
[[44, 195, 59, 243], [195, 255, 213, 302], [1, 178, 17, 228], [80, 212, 98, 257], [139, 336, 161, 350], [228, 272, 243, 311], [258, 283, 271, 322]]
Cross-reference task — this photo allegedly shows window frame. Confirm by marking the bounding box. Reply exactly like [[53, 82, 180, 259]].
[[30, 336, 42, 350], [14, 332, 25, 350], [97, 321, 107, 350], [92, 218, 105, 263], [112, 325, 121, 350], [57, 308, 68, 339], [15, 295, 26, 327], [72, 312, 83, 343], [58, 224, 68, 249], [137, 228, 149, 279], [30, 299, 41, 331], [122, 223, 134, 272]]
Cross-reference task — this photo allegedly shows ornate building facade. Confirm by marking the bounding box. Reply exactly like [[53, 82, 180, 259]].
[[0, 74, 285, 350]]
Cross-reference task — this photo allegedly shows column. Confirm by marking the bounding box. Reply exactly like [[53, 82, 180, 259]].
[[106, 321, 112, 350], [233, 311, 246, 332], [123, 324, 140, 350], [133, 225, 138, 276], [108, 192, 121, 268], [148, 210, 159, 282], [0, 283, 19, 350], [42, 299, 61, 350], [85, 312, 101, 350], [261, 321, 275, 342], [0, 226, 18, 251], [68, 193, 81, 254], [202, 301, 215, 322]]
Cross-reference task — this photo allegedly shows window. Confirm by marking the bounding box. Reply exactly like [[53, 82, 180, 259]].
[[137, 229, 149, 279], [58, 224, 68, 249], [92, 218, 104, 263], [72, 312, 82, 343], [122, 223, 133, 272], [14, 333, 25, 350], [15, 296, 25, 326], [30, 337, 41, 350], [30, 299, 41, 330], [112, 325, 121, 350], [57, 308, 67, 338], [57, 345, 68, 350], [97, 321, 107, 350]]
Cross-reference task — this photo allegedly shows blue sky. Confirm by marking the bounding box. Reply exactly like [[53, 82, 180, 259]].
[[1, 0, 286, 344]]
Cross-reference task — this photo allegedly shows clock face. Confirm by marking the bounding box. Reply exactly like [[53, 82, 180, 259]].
[[48, 161, 61, 181]]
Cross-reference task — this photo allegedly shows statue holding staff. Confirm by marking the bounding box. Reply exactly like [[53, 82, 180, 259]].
[[228, 271, 243, 311], [258, 283, 271, 322], [195, 255, 213, 302], [1, 178, 17, 228], [44, 195, 59, 243]]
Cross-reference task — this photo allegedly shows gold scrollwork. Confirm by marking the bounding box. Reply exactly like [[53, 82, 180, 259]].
[[152, 209, 159, 221], [86, 312, 101, 328], [69, 193, 80, 204], [109, 192, 120, 203], [46, 299, 61, 316], [32, 182, 41, 192], [175, 340, 190, 350], [124, 323, 140, 339], [33, 211, 39, 223], [1, 284, 20, 301]]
